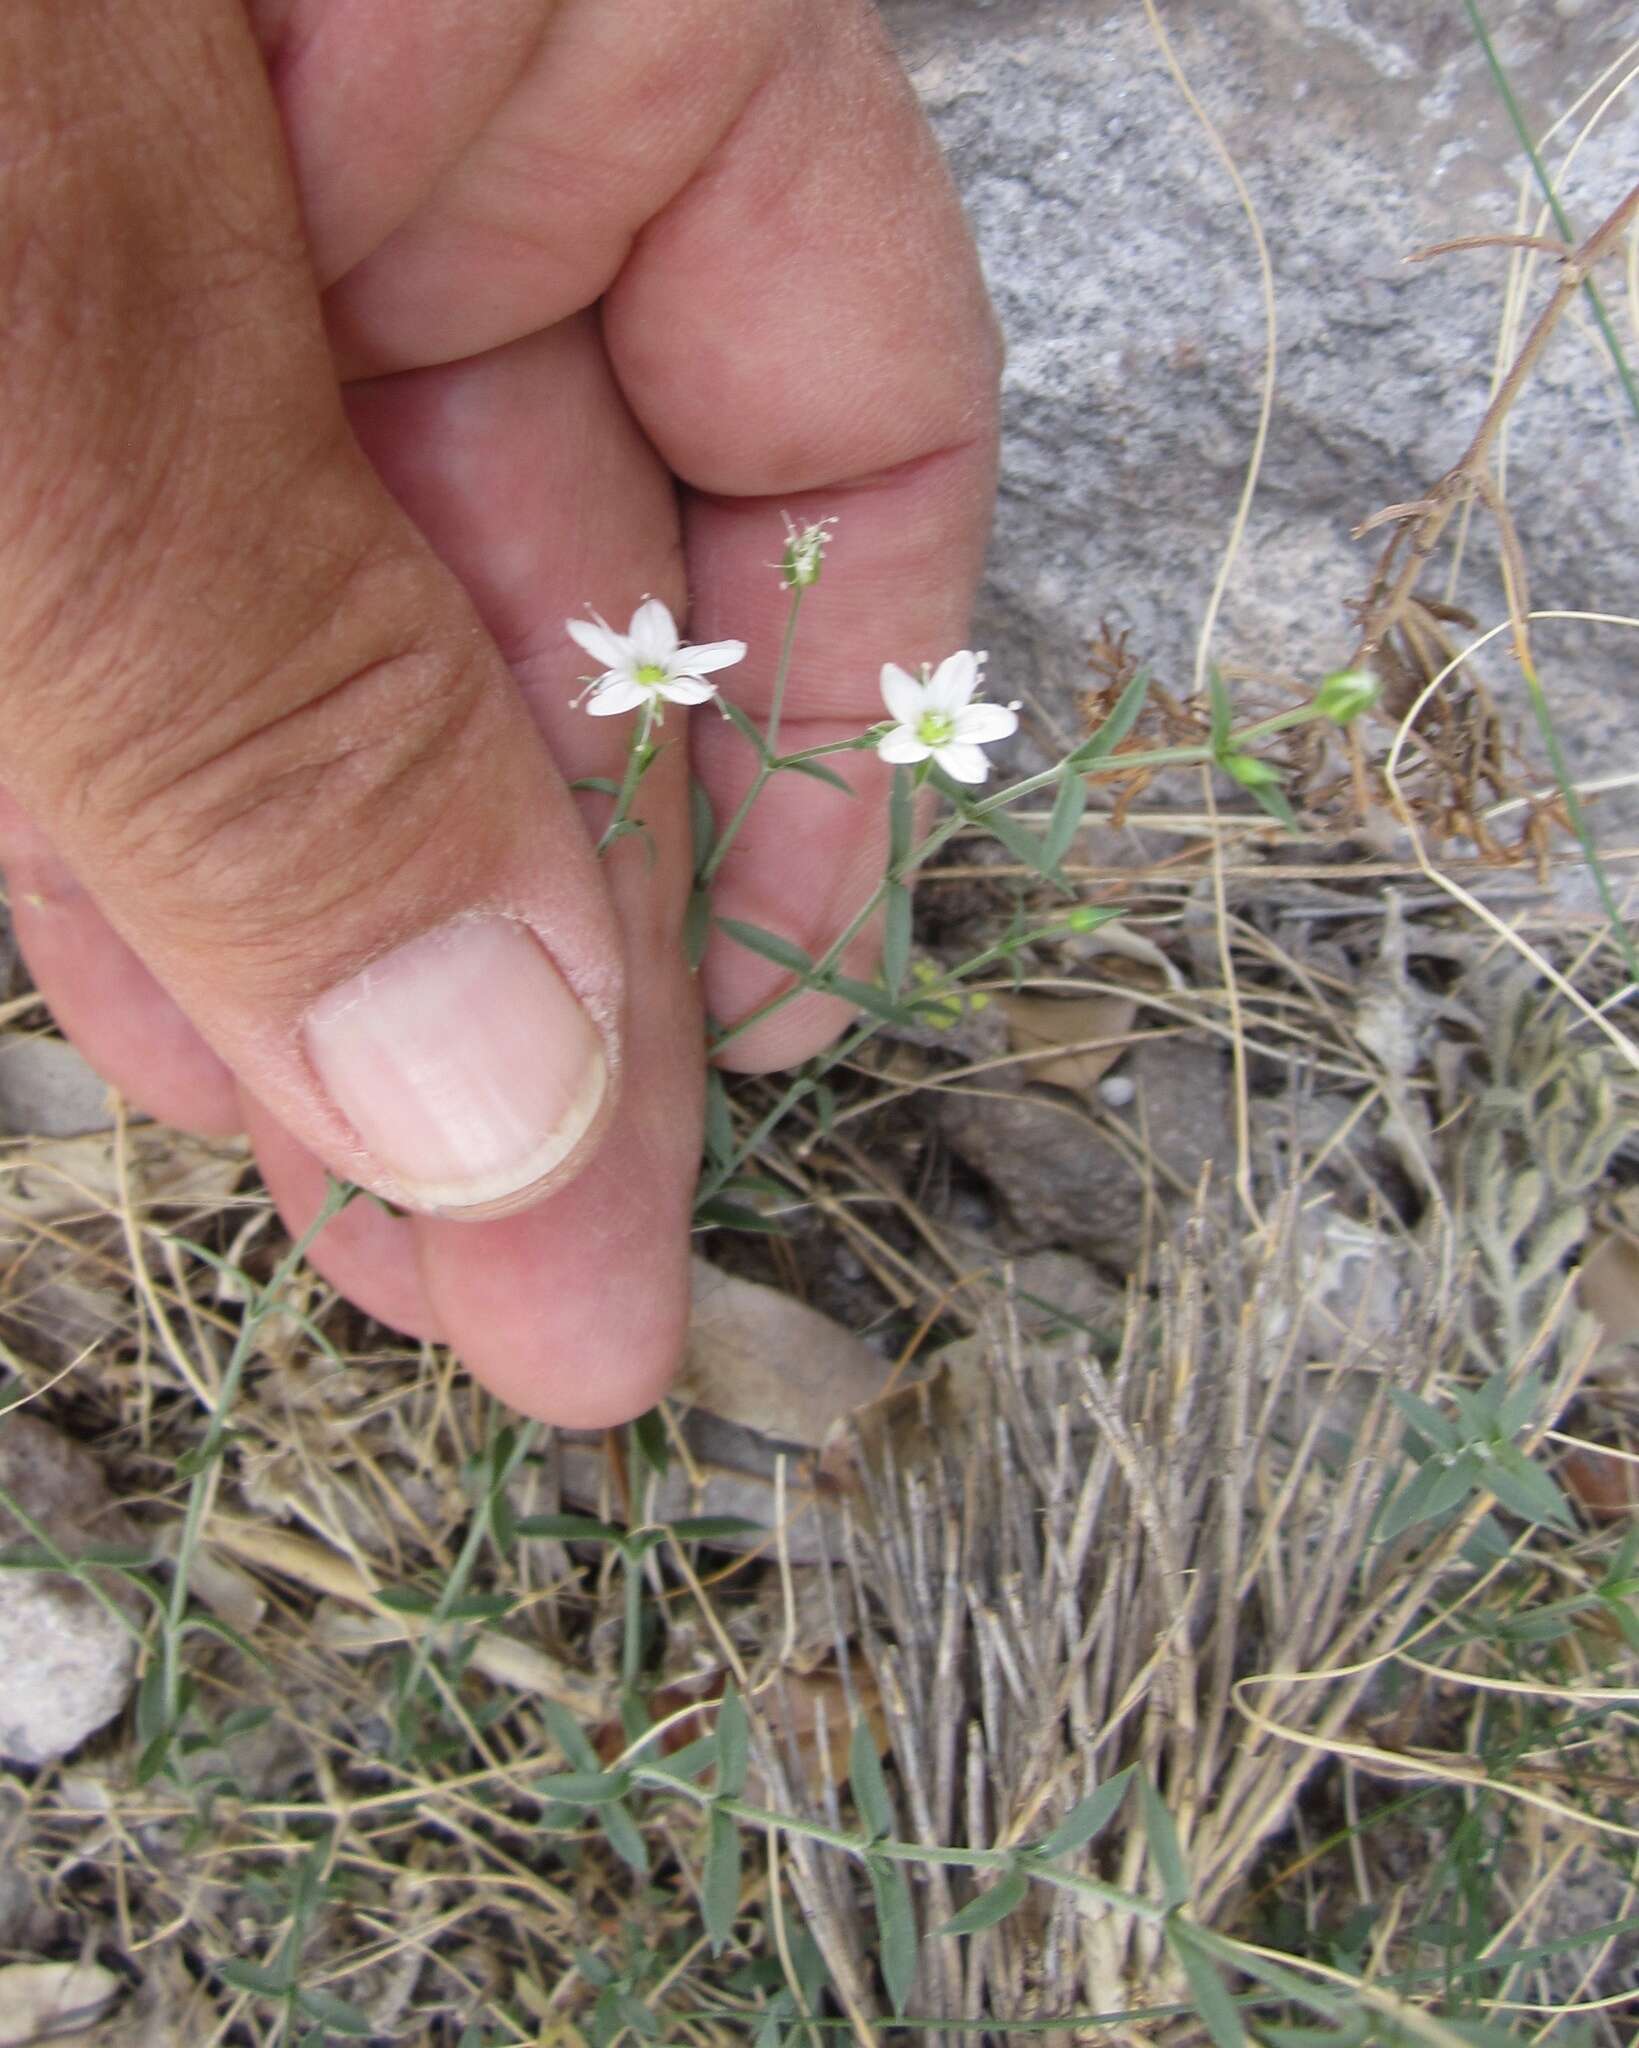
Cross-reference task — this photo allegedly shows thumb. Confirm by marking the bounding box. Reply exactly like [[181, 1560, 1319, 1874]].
[[0, 0, 619, 1217]]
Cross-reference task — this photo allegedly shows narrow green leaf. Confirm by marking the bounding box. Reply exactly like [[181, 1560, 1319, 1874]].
[[1068, 664, 1151, 766], [294, 1988, 376, 2036], [889, 765, 915, 869], [719, 696, 770, 762], [1376, 1452, 1477, 1542], [716, 1681, 750, 1798], [824, 974, 922, 1026], [615, 1989, 662, 2039], [219, 1706, 274, 1740], [0, 1542, 149, 1576], [1388, 1388, 1459, 1453], [977, 804, 1051, 877], [849, 1719, 894, 1842], [1042, 770, 1088, 873], [599, 1796, 650, 1875], [1167, 1922, 1246, 2048], [703, 1067, 734, 1172], [374, 1585, 438, 1616], [599, 817, 648, 853], [1243, 773, 1301, 836], [812, 1081, 837, 1135], [939, 1864, 1030, 1936], [1035, 1768, 1134, 1857], [514, 1513, 622, 1544], [670, 1515, 763, 1544], [1497, 1370, 1549, 1439], [575, 1947, 616, 1989], [1485, 1445, 1574, 1530], [692, 1197, 789, 1236], [218, 1959, 292, 1997], [542, 1701, 606, 1774], [867, 1856, 919, 2016], [631, 1406, 670, 1479], [785, 757, 855, 796], [650, 1735, 718, 1784], [1207, 666, 1234, 755], [1449, 1381, 1499, 1439], [534, 1769, 632, 1806], [570, 776, 621, 798], [175, 1437, 231, 1480], [689, 775, 717, 867], [683, 886, 712, 971], [883, 881, 912, 995], [715, 918, 814, 978], [1138, 1775, 1190, 1910], [434, 1592, 514, 1623], [703, 1805, 742, 1951]]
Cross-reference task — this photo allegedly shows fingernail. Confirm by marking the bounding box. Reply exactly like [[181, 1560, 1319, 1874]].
[[304, 918, 608, 1218]]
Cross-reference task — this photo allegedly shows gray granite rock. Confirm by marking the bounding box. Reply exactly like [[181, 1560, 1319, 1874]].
[[938, 1035, 1232, 1271], [0, 1036, 115, 1138], [0, 1413, 140, 1766], [884, 0, 1636, 817]]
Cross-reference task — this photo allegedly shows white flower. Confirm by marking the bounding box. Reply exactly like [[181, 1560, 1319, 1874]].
[[567, 597, 745, 717], [875, 651, 1018, 784]]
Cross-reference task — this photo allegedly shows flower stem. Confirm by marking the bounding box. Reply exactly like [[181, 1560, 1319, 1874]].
[[696, 586, 806, 887], [596, 699, 660, 856], [762, 582, 805, 760]]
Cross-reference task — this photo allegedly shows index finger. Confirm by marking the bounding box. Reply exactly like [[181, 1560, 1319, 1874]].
[[601, 0, 1001, 1068]]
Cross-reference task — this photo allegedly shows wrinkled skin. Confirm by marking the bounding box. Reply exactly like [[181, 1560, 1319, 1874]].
[[0, 0, 999, 1422]]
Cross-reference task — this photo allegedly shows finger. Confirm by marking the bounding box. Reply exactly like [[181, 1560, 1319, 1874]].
[[304, 0, 776, 376], [0, 793, 240, 1135], [1, 0, 624, 1220], [319, 320, 703, 1420], [244, 1092, 448, 1343], [600, 4, 1001, 1067]]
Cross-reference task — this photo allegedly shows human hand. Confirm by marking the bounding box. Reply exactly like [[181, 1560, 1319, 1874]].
[[0, 0, 999, 1422]]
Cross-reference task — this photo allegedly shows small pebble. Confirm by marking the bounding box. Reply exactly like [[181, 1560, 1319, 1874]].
[[1099, 1075, 1137, 1108]]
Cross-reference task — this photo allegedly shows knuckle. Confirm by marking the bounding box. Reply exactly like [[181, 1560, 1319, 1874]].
[[68, 551, 499, 952]]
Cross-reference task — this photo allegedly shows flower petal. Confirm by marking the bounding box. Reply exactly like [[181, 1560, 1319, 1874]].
[[585, 677, 648, 717], [566, 615, 629, 672], [627, 597, 679, 664], [657, 676, 719, 705], [932, 740, 991, 784], [954, 701, 1019, 744], [880, 663, 926, 729], [876, 727, 931, 764], [924, 649, 981, 716], [677, 638, 747, 676]]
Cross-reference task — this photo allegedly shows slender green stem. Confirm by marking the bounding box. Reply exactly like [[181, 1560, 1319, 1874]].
[[162, 1178, 355, 1752], [626, 1766, 1168, 1921], [762, 582, 805, 760], [1462, 0, 1639, 423], [697, 588, 808, 887], [596, 699, 660, 856], [394, 1418, 540, 1744], [621, 1547, 646, 1698]]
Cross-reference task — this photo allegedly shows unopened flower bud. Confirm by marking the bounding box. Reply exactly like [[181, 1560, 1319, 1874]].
[[1223, 751, 1283, 790], [1312, 666, 1380, 724], [779, 514, 838, 589]]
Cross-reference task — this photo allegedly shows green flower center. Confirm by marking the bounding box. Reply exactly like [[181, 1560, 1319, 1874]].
[[915, 709, 957, 748], [634, 662, 668, 687]]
